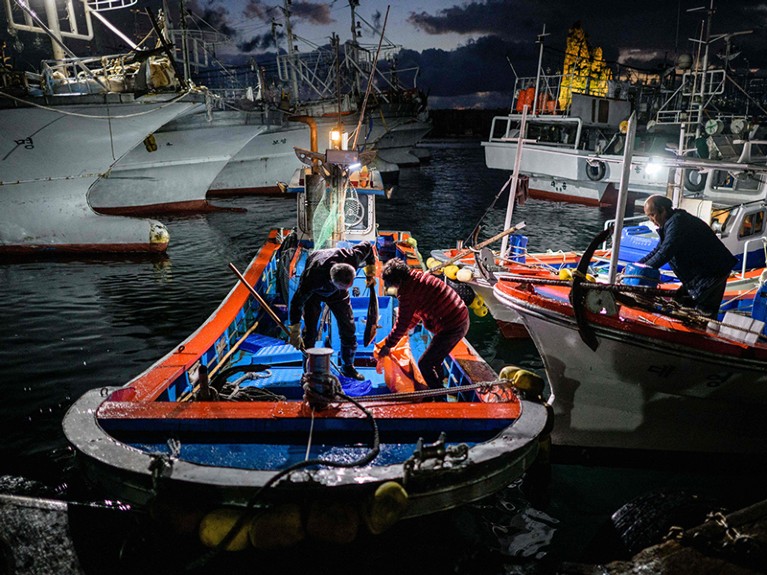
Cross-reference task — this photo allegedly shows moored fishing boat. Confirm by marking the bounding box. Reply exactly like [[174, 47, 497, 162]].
[[62, 141, 550, 550], [483, 12, 767, 208], [0, 0, 204, 255], [493, 260, 767, 455]]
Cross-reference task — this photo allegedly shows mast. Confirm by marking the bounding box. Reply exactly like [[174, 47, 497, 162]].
[[283, 0, 300, 103], [348, 0, 362, 95], [532, 24, 548, 116], [179, 0, 191, 83], [42, 0, 65, 60]]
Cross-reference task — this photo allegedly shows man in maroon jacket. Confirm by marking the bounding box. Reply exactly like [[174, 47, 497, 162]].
[[378, 258, 470, 390]]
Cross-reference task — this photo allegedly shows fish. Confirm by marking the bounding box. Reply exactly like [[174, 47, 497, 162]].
[[363, 279, 379, 346]]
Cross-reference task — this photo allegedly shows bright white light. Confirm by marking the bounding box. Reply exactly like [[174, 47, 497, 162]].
[[645, 159, 662, 176], [330, 130, 341, 142], [348, 162, 361, 170]]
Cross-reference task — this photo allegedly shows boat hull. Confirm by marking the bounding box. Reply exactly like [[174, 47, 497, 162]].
[[90, 111, 274, 214], [494, 281, 767, 454], [0, 95, 200, 254]]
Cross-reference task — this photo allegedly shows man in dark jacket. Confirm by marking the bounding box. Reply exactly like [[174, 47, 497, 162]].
[[289, 242, 376, 380], [378, 258, 469, 389], [638, 195, 736, 318]]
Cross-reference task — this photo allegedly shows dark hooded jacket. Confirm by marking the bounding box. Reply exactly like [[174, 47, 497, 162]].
[[289, 242, 375, 325], [638, 209, 736, 298]]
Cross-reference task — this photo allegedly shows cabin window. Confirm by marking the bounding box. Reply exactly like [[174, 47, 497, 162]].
[[598, 100, 609, 124], [739, 210, 765, 239]]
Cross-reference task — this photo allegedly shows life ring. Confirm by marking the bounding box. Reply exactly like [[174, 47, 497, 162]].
[[684, 169, 707, 192], [586, 161, 607, 181]]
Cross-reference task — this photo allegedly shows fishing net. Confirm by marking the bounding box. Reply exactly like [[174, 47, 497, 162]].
[[311, 187, 339, 250], [311, 180, 363, 249]]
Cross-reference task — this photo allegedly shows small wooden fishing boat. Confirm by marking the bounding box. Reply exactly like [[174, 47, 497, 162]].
[[63, 144, 550, 550], [492, 238, 767, 456], [430, 194, 767, 338]]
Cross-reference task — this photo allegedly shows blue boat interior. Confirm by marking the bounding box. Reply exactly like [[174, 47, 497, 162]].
[[102, 232, 515, 469]]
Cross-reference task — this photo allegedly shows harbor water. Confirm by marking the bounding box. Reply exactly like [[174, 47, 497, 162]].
[[1, 141, 766, 573]]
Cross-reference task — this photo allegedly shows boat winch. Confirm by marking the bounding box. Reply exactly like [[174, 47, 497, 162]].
[[302, 347, 341, 408]]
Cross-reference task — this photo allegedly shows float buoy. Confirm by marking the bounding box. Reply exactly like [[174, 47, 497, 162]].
[[499, 365, 545, 399], [443, 265, 460, 280], [473, 304, 489, 317], [456, 268, 473, 282], [306, 501, 359, 544], [364, 481, 409, 535], [426, 257, 440, 269], [199, 508, 251, 551], [249, 504, 305, 549], [469, 294, 485, 310]]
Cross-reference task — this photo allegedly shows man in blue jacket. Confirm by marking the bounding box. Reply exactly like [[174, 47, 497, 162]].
[[638, 195, 736, 318], [288, 242, 376, 380]]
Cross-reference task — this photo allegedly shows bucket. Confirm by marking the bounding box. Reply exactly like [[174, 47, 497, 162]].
[[507, 234, 528, 263], [752, 283, 767, 335], [621, 263, 660, 287]]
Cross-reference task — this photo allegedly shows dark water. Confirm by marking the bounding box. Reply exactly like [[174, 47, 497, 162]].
[[1, 141, 765, 573]]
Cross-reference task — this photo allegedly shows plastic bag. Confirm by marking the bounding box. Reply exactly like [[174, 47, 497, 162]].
[[374, 336, 427, 393]]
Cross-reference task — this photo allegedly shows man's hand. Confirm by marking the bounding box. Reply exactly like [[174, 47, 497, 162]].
[[289, 324, 304, 350], [364, 264, 376, 287]]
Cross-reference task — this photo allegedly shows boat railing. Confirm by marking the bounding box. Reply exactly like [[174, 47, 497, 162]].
[[510, 72, 626, 118], [654, 68, 727, 127], [38, 52, 182, 96], [487, 114, 583, 150], [740, 236, 767, 278]]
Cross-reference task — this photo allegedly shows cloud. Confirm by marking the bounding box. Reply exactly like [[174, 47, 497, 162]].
[[405, 0, 767, 69], [290, 1, 335, 26], [242, 0, 273, 22], [238, 33, 278, 53], [395, 35, 536, 103]]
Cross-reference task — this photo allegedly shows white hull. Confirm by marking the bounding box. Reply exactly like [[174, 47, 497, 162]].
[[483, 140, 670, 205], [495, 288, 767, 454], [208, 123, 315, 194], [89, 110, 276, 213], [369, 118, 432, 167], [0, 96, 200, 254]]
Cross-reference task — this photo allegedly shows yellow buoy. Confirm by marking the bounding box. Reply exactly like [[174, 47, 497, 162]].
[[426, 257, 440, 269], [558, 268, 573, 281], [305, 501, 359, 544], [469, 294, 485, 309], [500, 366, 545, 398], [456, 268, 473, 282], [444, 265, 460, 280], [199, 508, 251, 551], [473, 304, 489, 317], [249, 504, 305, 549], [405, 237, 418, 247], [499, 365, 519, 381], [363, 481, 409, 535]]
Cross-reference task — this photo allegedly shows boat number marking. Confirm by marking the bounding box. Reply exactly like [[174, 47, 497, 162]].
[[549, 179, 567, 191], [15, 137, 34, 150], [272, 138, 287, 145], [647, 364, 675, 378], [704, 371, 732, 388], [2, 137, 35, 161]]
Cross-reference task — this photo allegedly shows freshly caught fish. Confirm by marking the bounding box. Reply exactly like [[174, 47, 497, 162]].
[[364, 280, 379, 346]]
